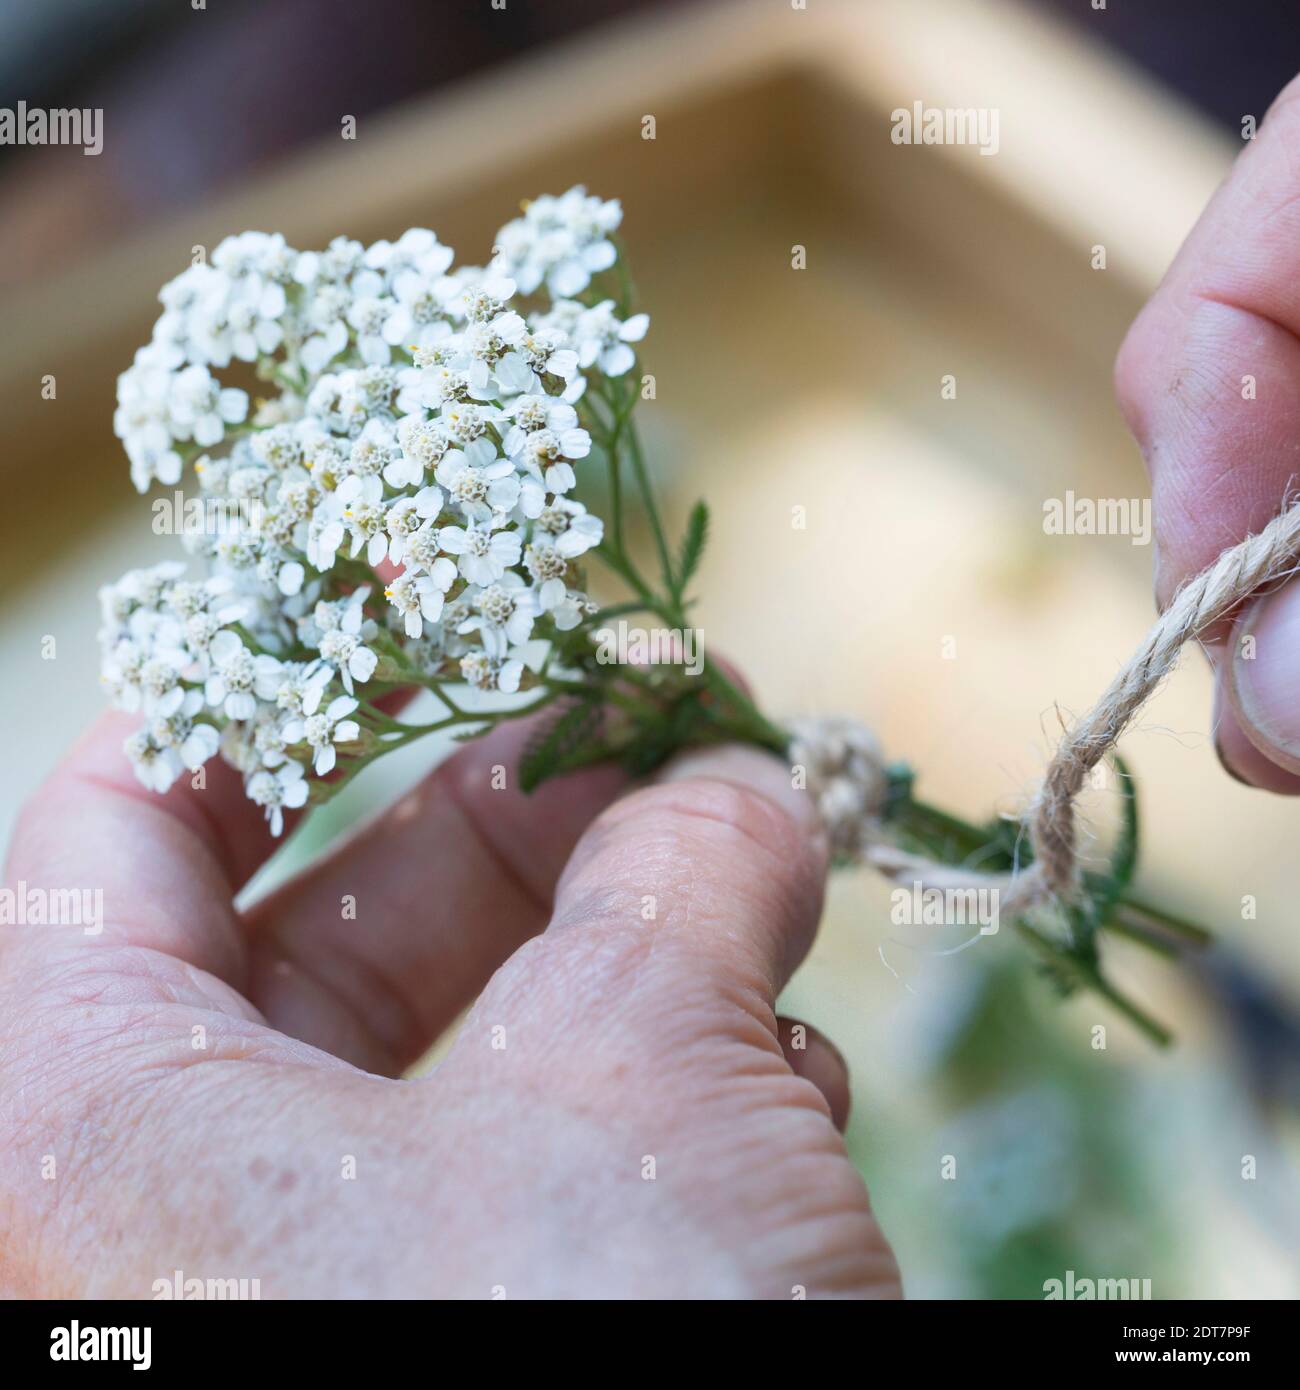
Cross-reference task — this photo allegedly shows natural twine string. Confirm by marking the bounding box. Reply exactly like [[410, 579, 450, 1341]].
[[793, 500, 1300, 918]]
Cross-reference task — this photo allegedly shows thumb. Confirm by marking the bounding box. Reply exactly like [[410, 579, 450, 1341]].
[[1223, 581, 1300, 783]]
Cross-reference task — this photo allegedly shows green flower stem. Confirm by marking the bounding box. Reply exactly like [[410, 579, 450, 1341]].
[[1104, 917, 1180, 960], [593, 600, 657, 622], [699, 660, 789, 754], [1114, 897, 1213, 945], [607, 236, 636, 316], [891, 791, 1204, 948], [323, 686, 585, 801], [1016, 923, 1173, 1047], [607, 449, 625, 552], [594, 541, 658, 609], [623, 414, 676, 596], [356, 702, 442, 735]]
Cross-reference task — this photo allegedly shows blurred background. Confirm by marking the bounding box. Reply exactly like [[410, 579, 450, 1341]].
[[3, 0, 1299, 1297]]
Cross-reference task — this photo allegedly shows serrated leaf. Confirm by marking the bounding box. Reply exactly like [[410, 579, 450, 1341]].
[[1081, 752, 1138, 937], [449, 723, 495, 744], [618, 693, 706, 776], [518, 699, 605, 792], [675, 500, 709, 592]]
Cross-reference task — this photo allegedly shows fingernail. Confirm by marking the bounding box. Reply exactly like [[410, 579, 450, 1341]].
[[1229, 577, 1300, 775], [655, 745, 824, 838]]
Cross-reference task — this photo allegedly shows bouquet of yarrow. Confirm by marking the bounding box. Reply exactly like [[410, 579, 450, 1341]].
[[100, 187, 1214, 1044]]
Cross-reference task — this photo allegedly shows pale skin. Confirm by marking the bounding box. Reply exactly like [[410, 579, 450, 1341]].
[[7, 74, 1300, 1299], [1116, 74, 1300, 789], [0, 714, 901, 1299]]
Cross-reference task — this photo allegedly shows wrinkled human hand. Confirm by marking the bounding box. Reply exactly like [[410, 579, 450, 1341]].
[[0, 713, 899, 1299]]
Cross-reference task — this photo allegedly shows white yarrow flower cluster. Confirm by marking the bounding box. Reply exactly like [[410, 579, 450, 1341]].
[[100, 189, 646, 833]]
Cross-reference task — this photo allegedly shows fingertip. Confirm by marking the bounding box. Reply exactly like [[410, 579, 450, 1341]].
[[777, 1017, 851, 1132], [548, 744, 830, 1006], [1215, 654, 1300, 792], [1221, 584, 1300, 788], [653, 744, 825, 847]]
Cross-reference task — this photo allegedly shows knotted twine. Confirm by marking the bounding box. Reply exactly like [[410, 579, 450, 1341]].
[[791, 501, 1300, 918]]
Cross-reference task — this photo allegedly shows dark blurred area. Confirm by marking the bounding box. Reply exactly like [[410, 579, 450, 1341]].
[[2, 0, 1300, 291], [1043, 0, 1300, 132], [0, 0, 660, 286]]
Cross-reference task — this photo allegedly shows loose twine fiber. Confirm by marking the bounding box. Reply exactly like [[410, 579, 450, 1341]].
[[793, 501, 1300, 918]]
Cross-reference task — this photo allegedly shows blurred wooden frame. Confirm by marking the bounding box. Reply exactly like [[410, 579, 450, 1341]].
[[0, 0, 1232, 591]]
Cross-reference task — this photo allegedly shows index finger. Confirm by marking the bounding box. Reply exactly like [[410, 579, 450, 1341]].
[[1115, 75, 1300, 610]]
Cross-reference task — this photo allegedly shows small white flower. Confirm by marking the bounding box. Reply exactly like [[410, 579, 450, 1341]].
[[441, 269, 516, 324], [502, 395, 586, 457], [300, 287, 352, 375], [318, 627, 378, 693], [515, 327, 578, 383], [365, 227, 454, 282], [435, 447, 520, 522], [347, 417, 399, 480], [571, 300, 648, 377], [204, 629, 259, 720], [458, 572, 537, 654], [169, 364, 248, 447], [439, 522, 521, 586], [439, 400, 497, 445], [493, 186, 621, 297], [150, 689, 221, 771], [125, 440, 183, 493], [249, 423, 305, 473], [226, 279, 287, 362], [164, 574, 241, 623], [283, 694, 361, 776], [115, 353, 185, 491], [335, 475, 391, 565], [179, 720, 221, 771], [306, 497, 348, 572], [536, 580, 590, 631], [533, 497, 603, 557], [295, 235, 365, 286], [384, 564, 456, 637], [386, 416, 449, 487], [246, 760, 310, 836], [250, 709, 294, 769], [254, 656, 332, 716], [381, 487, 442, 564], [124, 728, 183, 794], [138, 655, 187, 717], [347, 293, 397, 366], [101, 638, 147, 710], [383, 267, 454, 351], [452, 311, 527, 393], [459, 649, 525, 694]]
